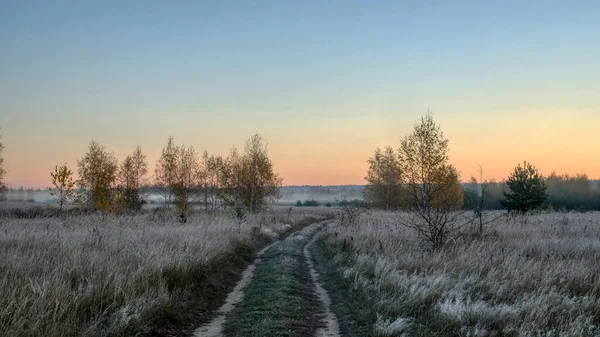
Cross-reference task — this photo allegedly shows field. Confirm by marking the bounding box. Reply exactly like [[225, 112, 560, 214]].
[[0, 206, 330, 337], [315, 211, 600, 337], [2, 205, 600, 337], [2, 1, 596, 336]]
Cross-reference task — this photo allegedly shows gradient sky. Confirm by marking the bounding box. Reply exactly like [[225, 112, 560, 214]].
[[1, 1, 599, 188]]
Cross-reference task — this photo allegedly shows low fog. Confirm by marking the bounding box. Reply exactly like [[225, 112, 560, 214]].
[[278, 186, 364, 205], [2, 185, 366, 206], [4, 189, 56, 203]]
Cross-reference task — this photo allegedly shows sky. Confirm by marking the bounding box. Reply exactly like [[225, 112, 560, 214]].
[[1, 1, 599, 188]]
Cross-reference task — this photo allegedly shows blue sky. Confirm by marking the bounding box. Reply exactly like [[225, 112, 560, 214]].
[[1, 1, 599, 187]]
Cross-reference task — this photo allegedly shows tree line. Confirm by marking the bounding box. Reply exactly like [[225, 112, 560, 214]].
[[46, 133, 281, 221], [463, 172, 600, 212], [364, 114, 600, 214]]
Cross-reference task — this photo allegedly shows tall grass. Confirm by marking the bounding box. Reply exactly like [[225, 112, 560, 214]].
[[318, 211, 600, 336], [0, 208, 325, 337]]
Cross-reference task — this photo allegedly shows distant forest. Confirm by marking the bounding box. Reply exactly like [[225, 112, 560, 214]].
[[5, 176, 600, 211], [463, 174, 600, 211], [284, 176, 600, 212]]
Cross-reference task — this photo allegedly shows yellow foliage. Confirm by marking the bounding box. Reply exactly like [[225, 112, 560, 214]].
[[49, 164, 76, 211]]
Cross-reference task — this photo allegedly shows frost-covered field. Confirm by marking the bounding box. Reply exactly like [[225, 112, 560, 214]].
[[0, 208, 323, 337], [319, 211, 600, 337]]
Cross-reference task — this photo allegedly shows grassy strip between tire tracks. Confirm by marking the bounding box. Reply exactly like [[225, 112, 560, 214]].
[[223, 223, 328, 337]]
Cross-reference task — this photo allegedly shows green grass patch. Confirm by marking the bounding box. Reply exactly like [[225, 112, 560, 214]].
[[223, 226, 324, 337]]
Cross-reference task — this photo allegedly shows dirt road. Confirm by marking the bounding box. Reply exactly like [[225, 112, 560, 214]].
[[193, 241, 278, 337], [193, 221, 340, 337]]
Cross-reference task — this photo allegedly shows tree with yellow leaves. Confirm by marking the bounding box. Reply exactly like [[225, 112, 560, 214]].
[[398, 112, 465, 247], [364, 146, 403, 211], [49, 164, 77, 213], [242, 134, 282, 212], [77, 141, 118, 213]]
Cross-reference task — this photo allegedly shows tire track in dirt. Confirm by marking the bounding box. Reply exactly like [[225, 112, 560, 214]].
[[305, 230, 341, 337], [192, 241, 278, 337], [195, 221, 339, 337]]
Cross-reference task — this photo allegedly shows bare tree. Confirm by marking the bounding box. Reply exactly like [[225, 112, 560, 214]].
[[173, 144, 200, 222], [200, 151, 210, 211], [77, 141, 119, 212], [398, 113, 466, 248], [155, 137, 179, 207], [220, 146, 242, 211], [364, 146, 402, 210], [469, 166, 505, 236], [202, 151, 225, 213], [0, 126, 6, 199], [118, 146, 148, 211], [338, 201, 368, 227], [212, 155, 227, 210]]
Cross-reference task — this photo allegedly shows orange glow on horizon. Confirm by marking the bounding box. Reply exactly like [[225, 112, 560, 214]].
[[4, 108, 600, 189]]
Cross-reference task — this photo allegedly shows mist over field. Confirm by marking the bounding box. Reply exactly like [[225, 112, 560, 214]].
[[4, 189, 55, 203], [1, 185, 366, 206], [278, 186, 364, 204], [6, 181, 600, 209]]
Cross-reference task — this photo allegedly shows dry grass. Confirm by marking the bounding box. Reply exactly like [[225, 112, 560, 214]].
[[0, 207, 326, 337], [319, 211, 600, 337]]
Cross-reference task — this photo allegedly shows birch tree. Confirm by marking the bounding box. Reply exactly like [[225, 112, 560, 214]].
[[222, 134, 282, 213], [364, 146, 402, 210], [398, 113, 465, 247], [49, 164, 76, 213], [173, 144, 200, 221], [155, 137, 179, 206], [77, 141, 118, 212], [119, 146, 148, 211]]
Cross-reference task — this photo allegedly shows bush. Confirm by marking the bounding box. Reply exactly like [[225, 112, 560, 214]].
[[303, 199, 319, 207], [338, 199, 369, 208]]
